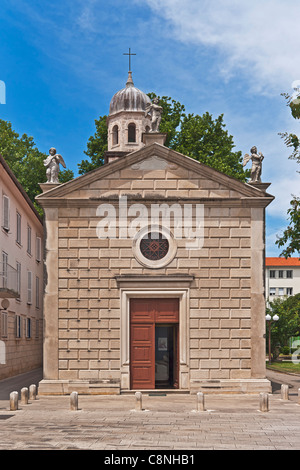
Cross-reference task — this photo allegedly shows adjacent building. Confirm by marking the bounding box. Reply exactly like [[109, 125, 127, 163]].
[[36, 72, 274, 395], [265, 257, 300, 301], [0, 155, 43, 379]]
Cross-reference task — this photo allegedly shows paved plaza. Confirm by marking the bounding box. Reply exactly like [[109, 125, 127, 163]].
[[0, 368, 300, 451]]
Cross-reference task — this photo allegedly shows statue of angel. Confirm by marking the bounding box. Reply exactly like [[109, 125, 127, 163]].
[[145, 97, 163, 132], [243, 146, 264, 183], [43, 147, 66, 183]]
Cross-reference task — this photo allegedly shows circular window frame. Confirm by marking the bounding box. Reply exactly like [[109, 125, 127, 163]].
[[132, 225, 177, 269]]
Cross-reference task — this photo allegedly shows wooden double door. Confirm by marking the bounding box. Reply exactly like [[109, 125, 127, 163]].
[[130, 298, 179, 390]]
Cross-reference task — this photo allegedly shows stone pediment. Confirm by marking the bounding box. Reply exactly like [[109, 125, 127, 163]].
[[36, 142, 274, 205]]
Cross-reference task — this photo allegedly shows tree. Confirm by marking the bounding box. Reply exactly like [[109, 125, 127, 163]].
[[78, 94, 250, 182], [275, 196, 300, 258], [279, 92, 300, 164], [266, 294, 300, 357], [0, 119, 74, 214], [173, 112, 247, 181], [277, 92, 300, 258]]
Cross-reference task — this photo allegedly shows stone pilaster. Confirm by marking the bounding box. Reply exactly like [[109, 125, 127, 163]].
[[42, 207, 59, 380]]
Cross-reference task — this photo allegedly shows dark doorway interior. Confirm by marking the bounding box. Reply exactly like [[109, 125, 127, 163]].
[[155, 325, 177, 389]]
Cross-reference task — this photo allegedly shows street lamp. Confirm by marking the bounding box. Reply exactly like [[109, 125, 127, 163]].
[[265, 314, 279, 364]]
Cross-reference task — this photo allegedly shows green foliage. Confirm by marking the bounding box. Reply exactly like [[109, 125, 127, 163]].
[[266, 293, 300, 354], [276, 196, 300, 257], [0, 119, 74, 215], [279, 92, 300, 163], [79, 94, 249, 182], [173, 111, 248, 181], [277, 91, 300, 258], [266, 362, 300, 373]]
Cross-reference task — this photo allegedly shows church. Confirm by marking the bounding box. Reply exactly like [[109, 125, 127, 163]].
[[36, 70, 274, 395]]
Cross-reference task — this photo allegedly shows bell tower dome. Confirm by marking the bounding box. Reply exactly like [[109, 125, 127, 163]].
[[106, 71, 152, 156]]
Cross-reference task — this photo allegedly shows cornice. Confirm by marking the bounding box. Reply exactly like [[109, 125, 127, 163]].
[[39, 195, 274, 209], [36, 142, 274, 201]]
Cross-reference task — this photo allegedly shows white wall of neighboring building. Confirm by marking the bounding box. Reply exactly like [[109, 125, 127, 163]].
[[265, 257, 300, 303], [0, 157, 43, 379]]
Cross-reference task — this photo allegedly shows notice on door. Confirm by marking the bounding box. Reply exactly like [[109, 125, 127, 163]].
[[158, 337, 168, 351]]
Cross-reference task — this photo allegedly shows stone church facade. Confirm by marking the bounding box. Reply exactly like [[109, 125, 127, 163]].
[[37, 73, 274, 395]]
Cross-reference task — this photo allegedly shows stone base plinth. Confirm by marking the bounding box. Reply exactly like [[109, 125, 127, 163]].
[[38, 378, 271, 396], [248, 182, 271, 193], [142, 132, 167, 146], [190, 379, 272, 395], [39, 183, 61, 194], [38, 379, 120, 395]]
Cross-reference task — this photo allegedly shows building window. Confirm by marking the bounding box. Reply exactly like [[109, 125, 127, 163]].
[[1, 311, 8, 337], [2, 195, 10, 232], [286, 288, 293, 296], [112, 125, 119, 146], [15, 315, 22, 338], [278, 270, 284, 278], [25, 318, 31, 338], [27, 271, 32, 304], [16, 212, 21, 244], [269, 287, 276, 296], [128, 123, 136, 143], [27, 225, 32, 254], [269, 270, 276, 278], [286, 270, 293, 279], [1, 251, 8, 288], [278, 288, 284, 296], [36, 236, 41, 262], [140, 232, 170, 261], [35, 276, 40, 309], [133, 225, 177, 269], [16, 262, 21, 299]]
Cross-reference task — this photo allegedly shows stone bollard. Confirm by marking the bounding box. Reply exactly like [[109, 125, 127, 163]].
[[10, 391, 18, 411], [281, 384, 289, 400], [135, 391, 143, 411], [21, 387, 28, 405], [259, 393, 269, 412], [29, 384, 37, 400], [196, 392, 205, 412], [70, 391, 79, 411]]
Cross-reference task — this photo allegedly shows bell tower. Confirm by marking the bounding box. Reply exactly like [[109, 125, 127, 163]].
[[105, 70, 152, 163]]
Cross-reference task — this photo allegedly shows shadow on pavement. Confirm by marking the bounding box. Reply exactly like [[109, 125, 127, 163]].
[[0, 368, 43, 400]]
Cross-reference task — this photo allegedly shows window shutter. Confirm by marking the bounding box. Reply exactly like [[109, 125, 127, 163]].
[[35, 276, 39, 308], [27, 226, 32, 254], [27, 271, 32, 304], [36, 237, 41, 262], [15, 315, 22, 338], [2, 195, 9, 231], [16, 212, 21, 244], [1, 311, 8, 337]]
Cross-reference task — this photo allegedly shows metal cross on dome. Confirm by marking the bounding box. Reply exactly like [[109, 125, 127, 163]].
[[123, 48, 136, 72]]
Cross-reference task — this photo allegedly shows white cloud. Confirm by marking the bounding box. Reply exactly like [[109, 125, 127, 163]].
[[137, 0, 300, 95], [265, 226, 286, 257]]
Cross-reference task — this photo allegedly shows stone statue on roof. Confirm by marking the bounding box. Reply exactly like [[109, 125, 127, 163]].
[[243, 146, 264, 183], [145, 97, 163, 132], [44, 147, 66, 184]]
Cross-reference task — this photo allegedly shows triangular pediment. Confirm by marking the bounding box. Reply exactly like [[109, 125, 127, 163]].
[[36, 143, 274, 203]]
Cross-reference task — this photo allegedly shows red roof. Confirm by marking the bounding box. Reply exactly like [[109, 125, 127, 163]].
[[266, 257, 300, 266]]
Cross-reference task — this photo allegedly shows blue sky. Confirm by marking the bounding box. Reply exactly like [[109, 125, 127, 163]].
[[0, 0, 299, 256]]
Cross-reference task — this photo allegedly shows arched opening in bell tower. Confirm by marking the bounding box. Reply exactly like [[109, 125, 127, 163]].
[[128, 123, 136, 143]]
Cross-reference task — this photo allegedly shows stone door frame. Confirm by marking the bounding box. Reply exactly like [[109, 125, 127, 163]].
[[117, 278, 192, 391]]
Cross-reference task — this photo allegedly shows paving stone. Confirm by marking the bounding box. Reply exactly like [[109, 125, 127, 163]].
[[0, 369, 300, 450]]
